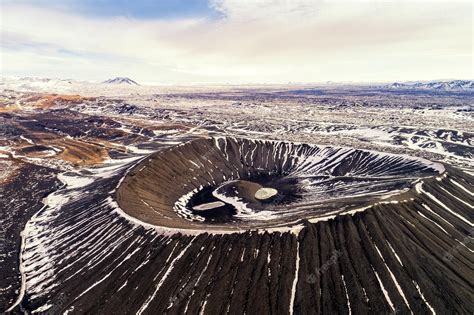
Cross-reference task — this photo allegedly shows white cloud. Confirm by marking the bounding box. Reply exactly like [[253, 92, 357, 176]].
[[0, 1, 472, 83]]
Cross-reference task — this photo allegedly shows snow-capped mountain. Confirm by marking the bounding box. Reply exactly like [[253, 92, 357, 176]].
[[387, 80, 474, 91], [1, 76, 145, 96], [103, 77, 139, 85]]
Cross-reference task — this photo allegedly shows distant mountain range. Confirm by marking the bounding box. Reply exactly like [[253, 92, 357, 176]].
[[387, 80, 473, 91], [2, 76, 472, 92], [103, 77, 139, 85]]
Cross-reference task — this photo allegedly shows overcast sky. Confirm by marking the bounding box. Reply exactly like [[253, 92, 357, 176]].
[[1, 0, 472, 84]]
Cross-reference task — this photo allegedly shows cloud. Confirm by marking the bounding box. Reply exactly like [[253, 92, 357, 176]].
[[0, 1, 472, 83]]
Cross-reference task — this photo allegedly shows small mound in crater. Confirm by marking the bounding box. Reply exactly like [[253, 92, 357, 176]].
[[116, 137, 443, 231], [192, 201, 226, 211], [255, 188, 279, 200]]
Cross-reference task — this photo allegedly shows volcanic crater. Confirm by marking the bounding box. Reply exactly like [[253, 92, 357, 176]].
[[117, 137, 444, 231]]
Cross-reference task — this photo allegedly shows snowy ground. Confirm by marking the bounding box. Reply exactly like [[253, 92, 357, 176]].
[[0, 77, 472, 314]]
